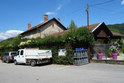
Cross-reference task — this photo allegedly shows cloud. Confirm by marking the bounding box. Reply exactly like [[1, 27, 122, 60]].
[[45, 0, 71, 16], [46, 12, 56, 15], [57, 5, 62, 10], [45, 5, 62, 16], [121, 0, 124, 5], [0, 30, 23, 40]]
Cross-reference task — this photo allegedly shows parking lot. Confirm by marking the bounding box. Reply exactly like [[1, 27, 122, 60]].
[[0, 61, 124, 83]]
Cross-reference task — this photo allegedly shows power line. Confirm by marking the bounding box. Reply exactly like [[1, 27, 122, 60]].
[[91, 6, 124, 15], [56, 0, 121, 25], [89, 0, 115, 7], [88, 0, 124, 21], [60, 0, 116, 19], [59, 8, 82, 18]]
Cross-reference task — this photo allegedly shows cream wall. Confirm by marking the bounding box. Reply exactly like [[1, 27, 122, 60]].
[[22, 29, 40, 39], [22, 20, 65, 39], [39, 20, 64, 38]]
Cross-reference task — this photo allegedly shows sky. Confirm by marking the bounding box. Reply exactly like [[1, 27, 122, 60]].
[[0, 0, 124, 40]]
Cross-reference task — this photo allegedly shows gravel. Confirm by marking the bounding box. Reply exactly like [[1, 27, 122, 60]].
[[0, 61, 124, 83]]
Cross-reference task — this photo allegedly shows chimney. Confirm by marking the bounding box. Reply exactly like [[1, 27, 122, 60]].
[[58, 18, 60, 22], [44, 14, 48, 22], [28, 24, 31, 29]]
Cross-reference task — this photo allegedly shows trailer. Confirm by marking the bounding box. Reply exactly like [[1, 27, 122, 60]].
[[14, 48, 52, 66]]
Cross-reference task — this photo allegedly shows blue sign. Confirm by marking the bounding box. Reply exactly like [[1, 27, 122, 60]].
[[76, 48, 85, 51]]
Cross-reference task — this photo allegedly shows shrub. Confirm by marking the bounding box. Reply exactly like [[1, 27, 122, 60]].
[[0, 28, 94, 64]]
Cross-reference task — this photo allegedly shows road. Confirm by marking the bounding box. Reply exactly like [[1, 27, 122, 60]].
[[0, 61, 124, 83]]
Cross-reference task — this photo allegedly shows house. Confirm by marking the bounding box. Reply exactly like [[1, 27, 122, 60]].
[[21, 14, 67, 39], [53, 22, 124, 40], [53, 22, 124, 61]]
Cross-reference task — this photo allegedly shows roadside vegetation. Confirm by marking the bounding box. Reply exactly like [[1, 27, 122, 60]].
[[0, 20, 95, 65]]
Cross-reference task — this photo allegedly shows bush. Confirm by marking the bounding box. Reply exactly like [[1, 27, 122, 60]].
[[0, 28, 94, 65]]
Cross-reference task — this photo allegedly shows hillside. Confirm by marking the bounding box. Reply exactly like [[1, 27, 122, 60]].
[[107, 23, 124, 34]]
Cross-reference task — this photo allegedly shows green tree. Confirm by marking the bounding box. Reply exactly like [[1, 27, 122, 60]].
[[68, 20, 77, 29], [64, 28, 95, 49]]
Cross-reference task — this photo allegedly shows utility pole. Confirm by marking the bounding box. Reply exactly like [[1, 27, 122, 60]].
[[86, 4, 89, 28], [86, 4, 90, 63]]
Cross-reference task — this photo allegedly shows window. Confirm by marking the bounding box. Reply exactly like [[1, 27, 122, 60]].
[[17, 51, 20, 55], [11, 52, 17, 56], [20, 50, 23, 55]]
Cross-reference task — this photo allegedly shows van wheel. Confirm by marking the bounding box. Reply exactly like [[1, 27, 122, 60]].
[[14, 60, 18, 65], [48, 58, 52, 64], [30, 60, 36, 67]]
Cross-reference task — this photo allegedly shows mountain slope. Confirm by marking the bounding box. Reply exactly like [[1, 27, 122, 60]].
[[107, 23, 124, 34]]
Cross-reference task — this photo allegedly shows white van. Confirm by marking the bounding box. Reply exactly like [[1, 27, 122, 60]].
[[14, 48, 52, 66]]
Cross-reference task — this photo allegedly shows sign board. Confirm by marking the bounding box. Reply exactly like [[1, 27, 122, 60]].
[[58, 49, 66, 56], [76, 48, 85, 51]]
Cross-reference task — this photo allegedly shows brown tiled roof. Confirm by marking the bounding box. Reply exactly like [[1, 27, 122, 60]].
[[53, 30, 69, 36], [80, 23, 101, 31], [21, 18, 67, 35], [53, 22, 124, 38], [53, 22, 102, 36]]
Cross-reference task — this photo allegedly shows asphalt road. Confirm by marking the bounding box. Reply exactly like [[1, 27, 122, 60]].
[[0, 61, 124, 83]]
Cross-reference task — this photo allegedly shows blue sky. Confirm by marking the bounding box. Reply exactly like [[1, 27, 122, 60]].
[[0, 0, 124, 40]]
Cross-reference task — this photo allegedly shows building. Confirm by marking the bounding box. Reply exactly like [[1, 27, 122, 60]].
[[52, 22, 124, 61], [21, 14, 67, 39], [53, 22, 124, 40]]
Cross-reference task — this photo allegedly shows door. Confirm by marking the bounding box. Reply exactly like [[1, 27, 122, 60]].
[[16, 50, 25, 63]]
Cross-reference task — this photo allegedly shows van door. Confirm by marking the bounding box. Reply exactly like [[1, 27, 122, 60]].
[[19, 50, 25, 63], [16, 50, 25, 63], [15, 51, 20, 63]]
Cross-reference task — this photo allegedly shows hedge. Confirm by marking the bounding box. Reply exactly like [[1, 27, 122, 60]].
[[0, 28, 95, 65]]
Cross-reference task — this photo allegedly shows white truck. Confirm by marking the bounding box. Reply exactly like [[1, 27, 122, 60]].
[[14, 48, 52, 66]]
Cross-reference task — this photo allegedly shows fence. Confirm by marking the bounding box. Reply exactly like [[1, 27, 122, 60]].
[[74, 49, 89, 66], [91, 44, 112, 59]]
